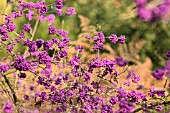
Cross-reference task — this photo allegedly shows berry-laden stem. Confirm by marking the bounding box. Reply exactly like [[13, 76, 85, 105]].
[[133, 100, 170, 113], [23, 16, 40, 57], [2, 74, 17, 104]]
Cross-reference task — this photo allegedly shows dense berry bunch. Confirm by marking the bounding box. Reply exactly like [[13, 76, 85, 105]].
[[0, 0, 169, 113], [135, 0, 170, 22], [3, 101, 13, 113]]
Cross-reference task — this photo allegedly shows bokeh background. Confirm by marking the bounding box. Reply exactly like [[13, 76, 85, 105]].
[[0, 0, 170, 112]]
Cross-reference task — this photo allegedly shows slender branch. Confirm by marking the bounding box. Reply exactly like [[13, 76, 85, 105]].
[[23, 16, 40, 57], [13, 31, 20, 37], [4, 69, 16, 76], [133, 101, 170, 113], [163, 78, 168, 88], [97, 49, 99, 58], [2, 74, 17, 104], [0, 81, 14, 102], [117, 66, 129, 76], [97, 74, 113, 84], [52, 45, 57, 60], [76, 50, 79, 56]]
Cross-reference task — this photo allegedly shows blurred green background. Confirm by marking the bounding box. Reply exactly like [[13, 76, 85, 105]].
[[0, 0, 170, 70]]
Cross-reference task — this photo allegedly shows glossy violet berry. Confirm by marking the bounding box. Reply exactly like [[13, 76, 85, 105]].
[[18, 72, 26, 79], [36, 39, 44, 48], [30, 85, 34, 91], [166, 50, 170, 57], [24, 95, 29, 100]]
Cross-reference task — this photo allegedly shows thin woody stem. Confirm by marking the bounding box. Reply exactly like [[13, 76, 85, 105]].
[[0, 81, 14, 103], [2, 74, 17, 104], [23, 16, 40, 57], [98, 49, 99, 58], [133, 100, 170, 113], [163, 78, 168, 88]]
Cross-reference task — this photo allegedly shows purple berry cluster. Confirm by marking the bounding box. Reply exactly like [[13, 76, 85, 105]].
[[109, 34, 126, 44], [135, 0, 170, 22], [93, 32, 105, 51], [0, 0, 169, 113], [152, 59, 170, 79], [55, 0, 76, 16]]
